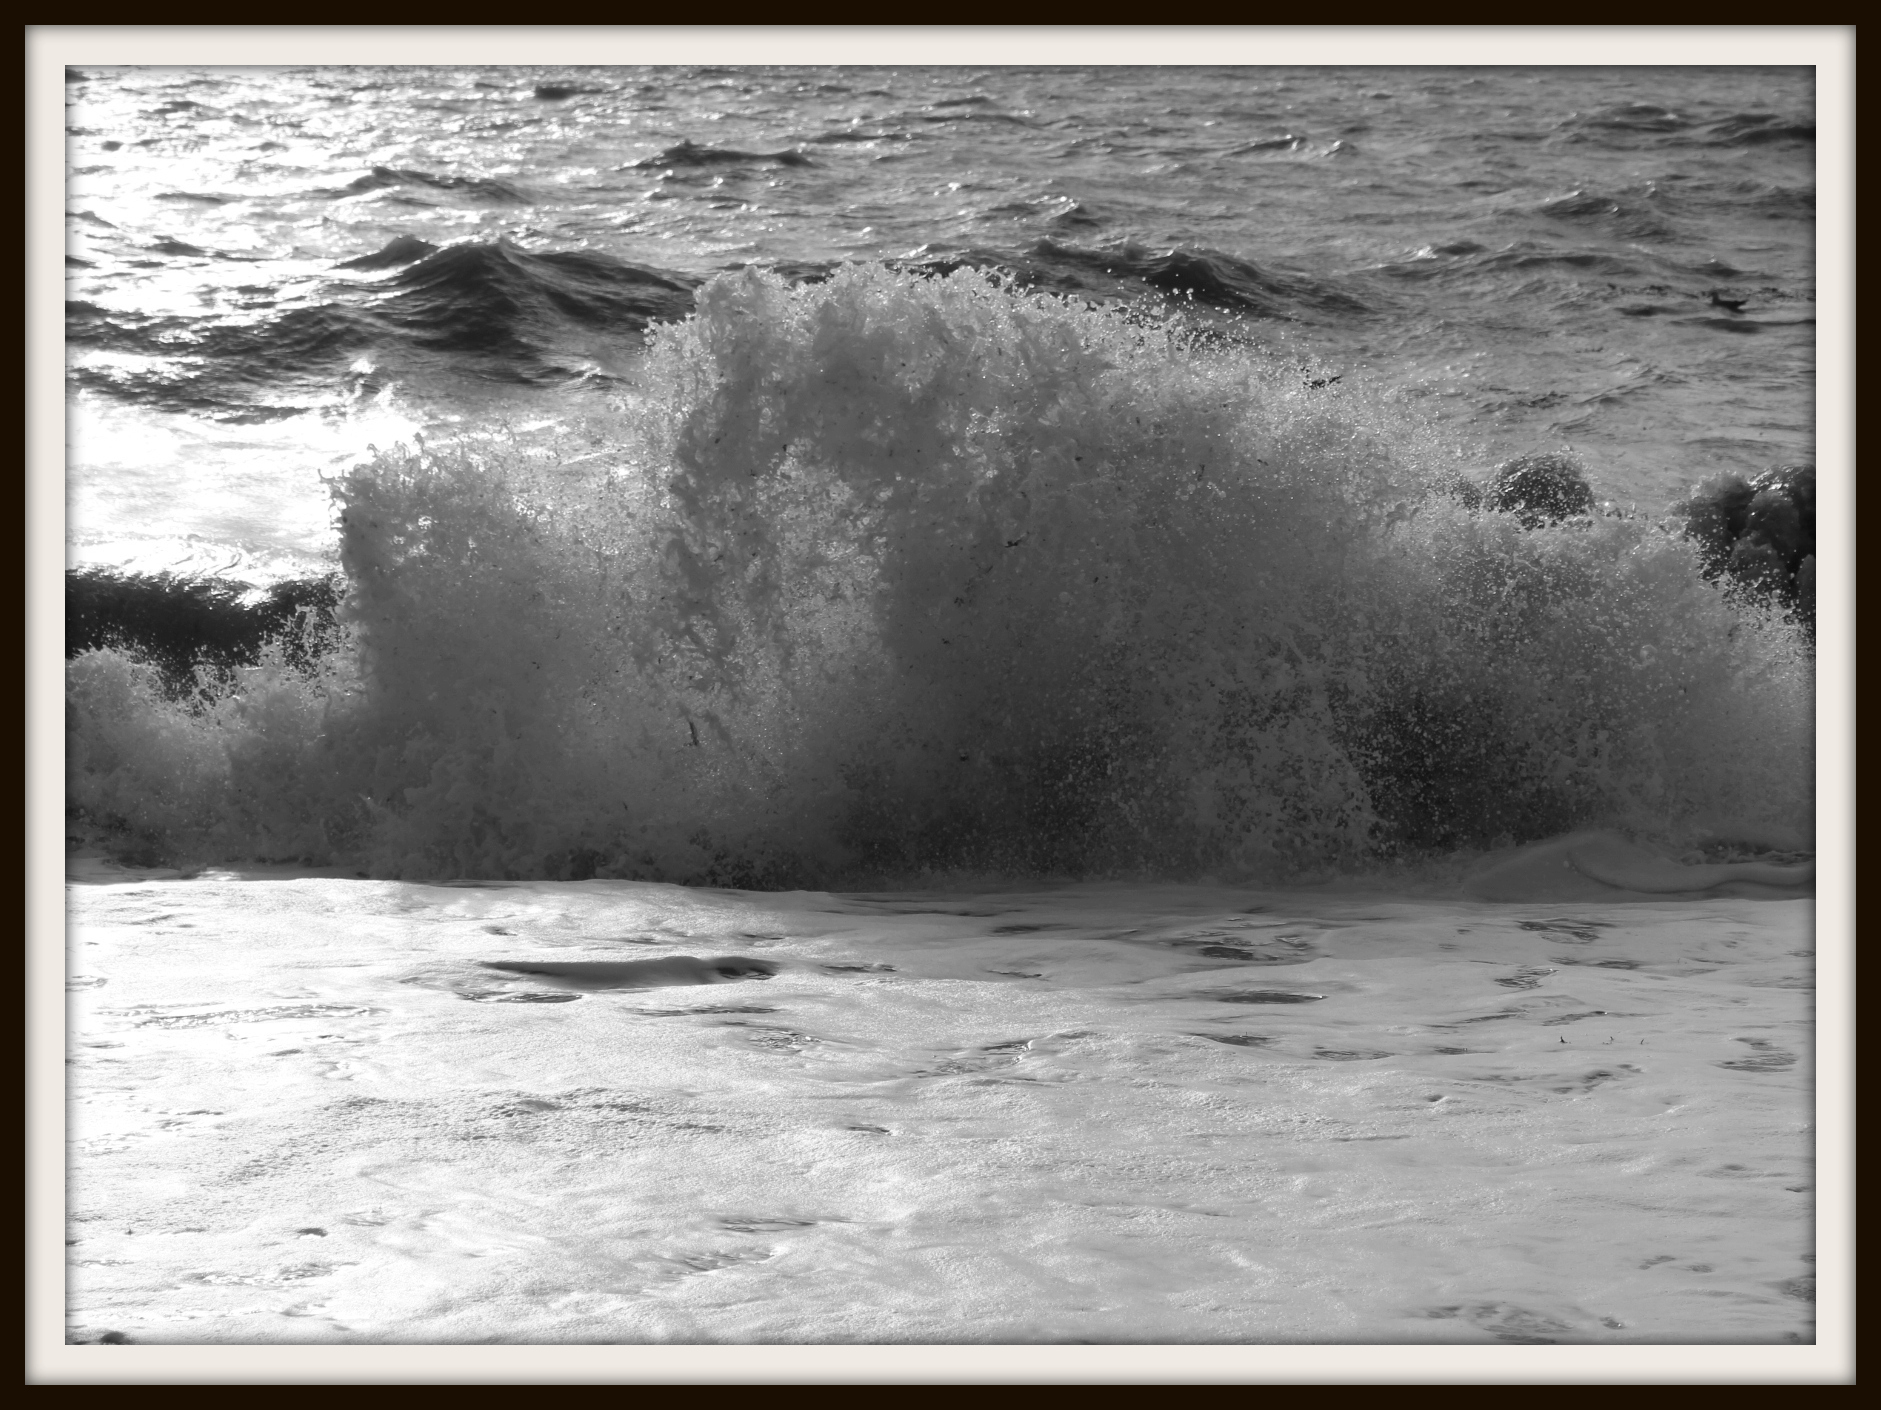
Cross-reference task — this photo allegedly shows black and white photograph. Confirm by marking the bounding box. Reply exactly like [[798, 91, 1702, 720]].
[[30, 26, 1852, 1384]]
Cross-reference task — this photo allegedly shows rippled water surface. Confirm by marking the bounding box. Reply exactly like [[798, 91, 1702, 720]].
[[66, 64, 1814, 578]]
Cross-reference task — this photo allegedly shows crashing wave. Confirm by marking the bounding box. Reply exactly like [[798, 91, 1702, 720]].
[[67, 265, 1814, 884]]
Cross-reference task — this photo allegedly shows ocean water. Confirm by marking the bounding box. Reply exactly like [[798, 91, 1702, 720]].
[[65, 862, 1816, 1346], [66, 64, 1815, 575], [58, 62, 1823, 1353], [64, 63, 1816, 885]]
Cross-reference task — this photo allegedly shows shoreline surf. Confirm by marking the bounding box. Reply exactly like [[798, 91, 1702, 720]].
[[64, 848, 1815, 1345]]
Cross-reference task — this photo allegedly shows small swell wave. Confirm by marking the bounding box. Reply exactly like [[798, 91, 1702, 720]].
[[1227, 134, 1309, 155], [1732, 182, 1814, 220], [68, 265, 1813, 884], [69, 241, 704, 410], [633, 140, 813, 169], [1560, 103, 1691, 135], [983, 197, 1103, 231], [1472, 244, 1649, 278], [1552, 105, 1814, 158], [1370, 240, 1660, 290], [1702, 113, 1815, 146], [335, 235, 440, 270], [899, 239, 1371, 320], [804, 129, 910, 144], [338, 166, 531, 204], [146, 236, 211, 258], [911, 107, 1039, 128], [1532, 190, 1678, 243], [363, 242, 699, 368]]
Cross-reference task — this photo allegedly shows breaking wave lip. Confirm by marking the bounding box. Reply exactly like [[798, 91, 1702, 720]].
[[66, 263, 1814, 887]]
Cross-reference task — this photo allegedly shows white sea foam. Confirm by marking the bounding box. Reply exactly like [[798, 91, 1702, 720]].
[[64, 861, 1816, 1345], [68, 267, 1814, 885]]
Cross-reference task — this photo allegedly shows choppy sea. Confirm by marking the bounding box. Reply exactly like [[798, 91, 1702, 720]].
[[66, 65, 1814, 579], [55, 59, 1828, 1356]]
